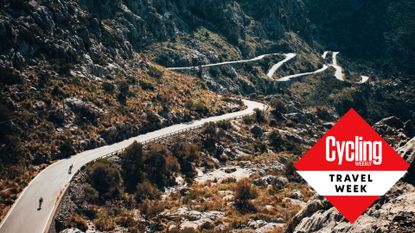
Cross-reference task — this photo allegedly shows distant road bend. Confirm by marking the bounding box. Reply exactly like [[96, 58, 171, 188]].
[[168, 51, 369, 84], [274, 51, 369, 83], [0, 99, 266, 233], [167, 53, 280, 70], [266, 53, 296, 78]]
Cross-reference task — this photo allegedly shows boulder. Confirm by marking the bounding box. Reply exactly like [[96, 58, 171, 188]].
[[290, 189, 304, 200], [397, 137, 415, 184], [253, 175, 288, 189], [287, 183, 415, 233], [286, 199, 325, 233]]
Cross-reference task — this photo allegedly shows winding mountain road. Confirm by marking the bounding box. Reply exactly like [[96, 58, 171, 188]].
[[331, 51, 345, 81], [275, 65, 329, 82], [0, 99, 266, 233], [266, 53, 296, 78], [167, 53, 280, 71], [0, 49, 373, 232], [326, 51, 369, 83], [274, 51, 369, 83], [359, 75, 369, 84], [167, 51, 369, 84]]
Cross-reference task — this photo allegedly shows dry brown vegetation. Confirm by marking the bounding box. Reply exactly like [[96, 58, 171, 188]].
[[0, 57, 241, 222], [55, 107, 319, 232]]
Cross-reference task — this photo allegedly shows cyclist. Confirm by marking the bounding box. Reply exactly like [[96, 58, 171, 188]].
[[38, 197, 43, 210]]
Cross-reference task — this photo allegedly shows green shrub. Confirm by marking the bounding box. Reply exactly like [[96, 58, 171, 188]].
[[48, 109, 65, 126], [88, 161, 124, 201], [102, 82, 115, 93], [254, 108, 267, 124], [145, 111, 161, 130], [243, 115, 254, 125], [235, 179, 258, 201], [116, 215, 136, 228], [234, 179, 257, 213], [202, 123, 221, 152], [285, 160, 296, 177], [251, 125, 264, 138], [329, 87, 365, 116], [320, 199, 332, 210], [254, 142, 267, 153], [139, 80, 154, 91], [172, 143, 201, 178], [270, 98, 287, 115], [217, 120, 232, 130], [186, 100, 209, 116], [59, 138, 75, 158], [117, 81, 130, 104], [121, 141, 144, 192], [136, 180, 160, 201], [70, 215, 89, 232], [268, 130, 283, 151], [0, 66, 23, 85], [145, 144, 180, 188], [202, 122, 218, 137], [94, 214, 116, 231], [269, 130, 303, 154], [139, 199, 164, 218], [181, 143, 201, 162], [83, 205, 97, 219], [146, 111, 160, 126], [156, 93, 169, 104], [147, 65, 164, 78], [83, 183, 99, 202], [316, 106, 332, 121]]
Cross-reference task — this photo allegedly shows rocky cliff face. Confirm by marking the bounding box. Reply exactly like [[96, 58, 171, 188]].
[[0, 0, 134, 72], [287, 182, 415, 233], [76, 0, 313, 53]]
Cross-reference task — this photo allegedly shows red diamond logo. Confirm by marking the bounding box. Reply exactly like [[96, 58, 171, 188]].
[[295, 109, 409, 223]]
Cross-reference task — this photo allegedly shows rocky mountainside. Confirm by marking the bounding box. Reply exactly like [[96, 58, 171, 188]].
[[1, 0, 414, 232], [52, 102, 325, 232], [0, 0, 245, 220], [0, 0, 323, 197], [53, 100, 415, 233], [76, 0, 313, 54]]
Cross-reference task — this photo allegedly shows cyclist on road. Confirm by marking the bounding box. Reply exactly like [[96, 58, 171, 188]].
[[68, 164, 73, 174], [38, 197, 43, 210]]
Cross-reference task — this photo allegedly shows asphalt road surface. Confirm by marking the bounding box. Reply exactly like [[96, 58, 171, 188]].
[[167, 53, 279, 70]]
